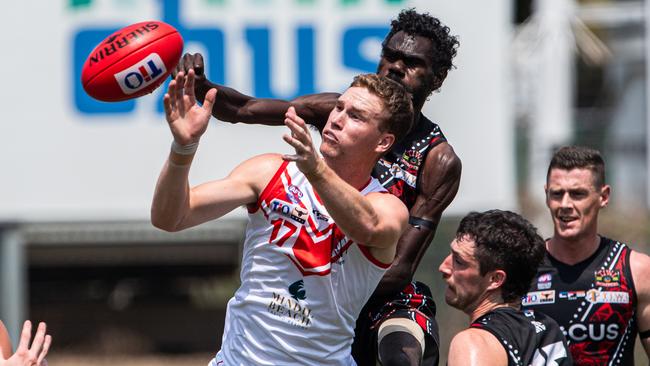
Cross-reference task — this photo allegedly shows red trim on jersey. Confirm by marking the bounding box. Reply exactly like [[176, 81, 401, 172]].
[[306, 215, 334, 238], [428, 136, 441, 146], [313, 188, 323, 205], [287, 254, 332, 276], [357, 244, 391, 269], [248, 161, 289, 213]]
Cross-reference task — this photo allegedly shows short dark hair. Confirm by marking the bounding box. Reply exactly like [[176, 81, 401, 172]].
[[350, 74, 414, 144], [456, 210, 545, 303], [547, 146, 606, 188], [383, 9, 460, 91]]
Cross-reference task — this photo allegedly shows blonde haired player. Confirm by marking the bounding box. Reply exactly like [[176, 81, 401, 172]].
[[151, 71, 413, 365]]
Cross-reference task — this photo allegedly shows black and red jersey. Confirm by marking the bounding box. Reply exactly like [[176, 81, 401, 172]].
[[372, 113, 447, 209], [352, 115, 447, 366], [471, 307, 572, 366], [522, 237, 638, 365]]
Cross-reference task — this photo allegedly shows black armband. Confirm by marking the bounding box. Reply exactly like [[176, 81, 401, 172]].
[[409, 216, 436, 231], [640, 329, 650, 339]]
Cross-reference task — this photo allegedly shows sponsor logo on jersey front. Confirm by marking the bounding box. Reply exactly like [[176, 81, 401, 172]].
[[114, 53, 166, 94], [401, 149, 423, 171], [537, 273, 553, 290], [585, 289, 629, 304], [289, 279, 306, 300], [594, 268, 620, 287], [522, 290, 555, 306], [559, 290, 586, 300], [287, 184, 304, 203], [312, 208, 330, 222], [563, 323, 619, 342], [269, 199, 308, 224], [267, 291, 313, 329]]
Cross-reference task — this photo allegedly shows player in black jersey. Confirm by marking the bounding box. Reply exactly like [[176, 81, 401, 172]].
[[522, 146, 650, 365], [439, 210, 572, 366], [173, 9, 462, 366]]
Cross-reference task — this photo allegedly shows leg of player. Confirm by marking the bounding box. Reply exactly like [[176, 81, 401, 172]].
[[377, 318, 425, 366]]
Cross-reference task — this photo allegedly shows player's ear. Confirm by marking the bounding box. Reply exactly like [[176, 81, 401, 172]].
[[486, 269, 506, 291], [376, 133, 395, 154], [599, 184, 611, 208], [544, 183, 551, 206]]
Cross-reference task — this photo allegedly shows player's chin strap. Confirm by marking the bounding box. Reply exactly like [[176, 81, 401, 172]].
[[409, 216, 435, 231], [640, 329, 650, 339]]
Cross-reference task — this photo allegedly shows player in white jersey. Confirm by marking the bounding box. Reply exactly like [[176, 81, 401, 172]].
[[151, 71, 412, 365]]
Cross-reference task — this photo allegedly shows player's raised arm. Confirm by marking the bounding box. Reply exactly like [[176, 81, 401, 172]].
[[151, 70, 278, 232], [174, 53, 337, 130], [374, 142, 461, 297]]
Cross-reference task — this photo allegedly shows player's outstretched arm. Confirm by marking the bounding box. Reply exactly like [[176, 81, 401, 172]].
[[151, 70, 279, 232], [374, 143, 461, 297], [175, 53, 337, 130], [448, 329, 506, 366], [630, 250, 650, 357], [0, 321, 51, 366], [282, 107, 408, 263]]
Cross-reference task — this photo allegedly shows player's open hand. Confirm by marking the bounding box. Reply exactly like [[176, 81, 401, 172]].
[[163, 69, 217, 146], [0, 321, 51, 366], [282, 107, 324, 177]]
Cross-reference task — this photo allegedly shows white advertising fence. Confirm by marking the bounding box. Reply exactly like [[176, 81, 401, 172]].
[[0, 0, 515, 222]]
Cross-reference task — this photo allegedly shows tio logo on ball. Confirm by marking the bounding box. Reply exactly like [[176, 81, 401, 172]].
[[114, 53, 166, 95]]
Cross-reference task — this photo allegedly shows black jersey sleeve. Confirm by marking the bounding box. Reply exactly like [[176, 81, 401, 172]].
[[471, 308, 572, 366]]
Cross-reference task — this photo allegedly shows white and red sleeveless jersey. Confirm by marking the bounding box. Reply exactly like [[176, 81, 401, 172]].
[[214, 161, 391, 365]]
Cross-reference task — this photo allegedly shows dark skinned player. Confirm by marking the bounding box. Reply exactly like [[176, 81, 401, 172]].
[[174, 10, 461, 366]]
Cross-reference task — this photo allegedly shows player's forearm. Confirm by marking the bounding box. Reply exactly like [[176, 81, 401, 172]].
[[373, 225, 437, 296], [151, 153, 194, 231], [195, 80, 288, 125], [305, 162, 389, 247]]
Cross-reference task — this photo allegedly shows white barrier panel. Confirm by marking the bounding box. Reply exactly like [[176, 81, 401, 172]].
[[0, 0, 514, 221]]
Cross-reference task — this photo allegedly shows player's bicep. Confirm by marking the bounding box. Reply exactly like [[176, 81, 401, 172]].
[[178, 154, 281, 229], [367, 193, 409, 247], [411, 143, 461, 220]]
